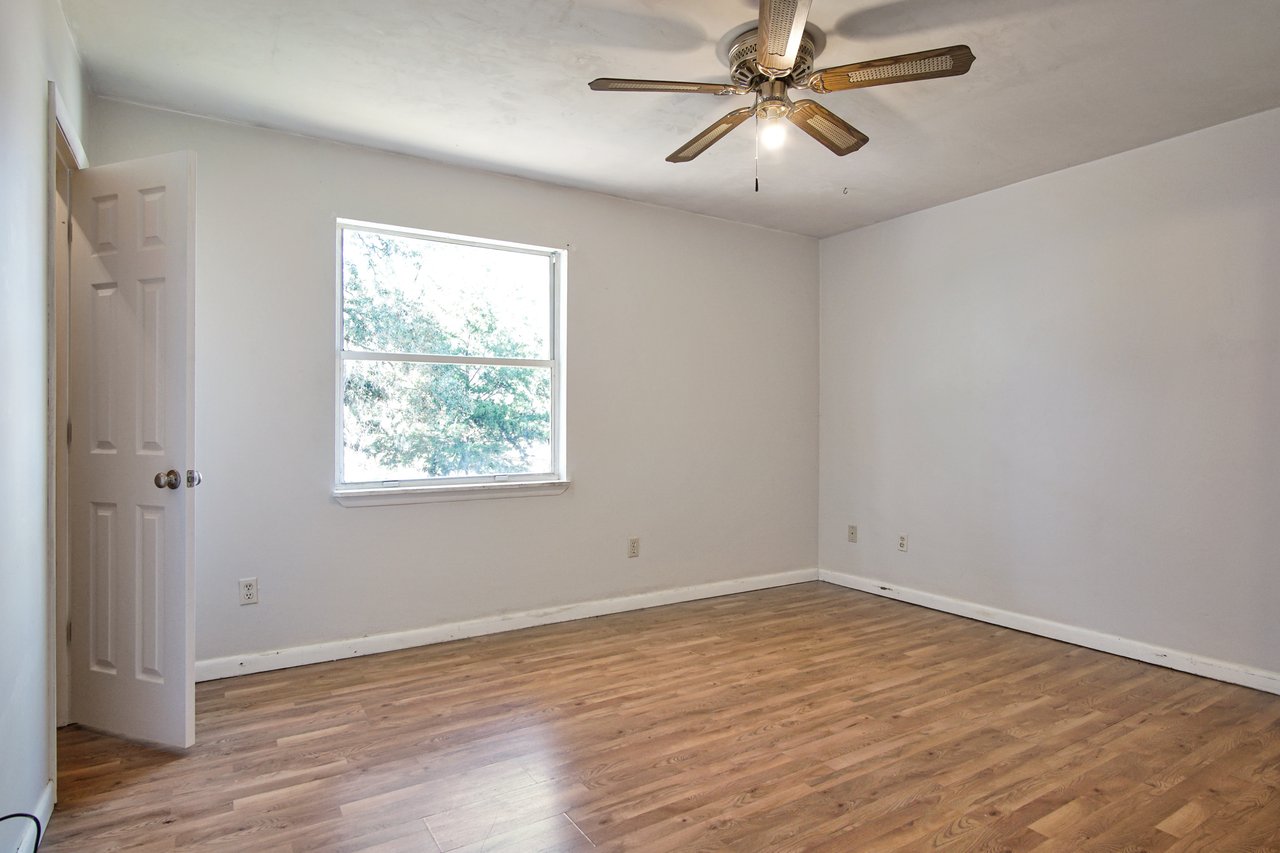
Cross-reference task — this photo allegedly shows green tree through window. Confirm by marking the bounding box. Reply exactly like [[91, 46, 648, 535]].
[[339, 224, 559, 485]]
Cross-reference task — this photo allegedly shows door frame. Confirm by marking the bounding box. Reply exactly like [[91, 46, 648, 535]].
[[45, 80, 88, 794]]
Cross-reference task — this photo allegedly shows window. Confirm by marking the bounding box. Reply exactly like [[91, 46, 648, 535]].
[[335, 220, 565, 503]]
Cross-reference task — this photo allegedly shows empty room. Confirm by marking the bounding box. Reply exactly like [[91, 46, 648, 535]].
[[3, 0, 1279, 850]]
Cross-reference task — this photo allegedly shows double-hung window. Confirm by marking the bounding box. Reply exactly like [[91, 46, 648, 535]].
[[335, 220, 565, 503]]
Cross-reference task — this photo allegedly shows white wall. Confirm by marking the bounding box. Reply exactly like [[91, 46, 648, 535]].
[[0, 0, 85, 847], [820, 107, 1280, 678], [87, 100, 819, 665]]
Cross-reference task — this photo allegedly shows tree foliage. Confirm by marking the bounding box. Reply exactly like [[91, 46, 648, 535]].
[[342, 231, 551, 479]]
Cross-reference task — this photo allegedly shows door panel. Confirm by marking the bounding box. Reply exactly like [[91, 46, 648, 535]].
[[70, 151, 195, 748]]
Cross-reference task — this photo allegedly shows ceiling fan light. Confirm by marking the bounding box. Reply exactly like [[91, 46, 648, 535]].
[[760, 119, 788, 150]]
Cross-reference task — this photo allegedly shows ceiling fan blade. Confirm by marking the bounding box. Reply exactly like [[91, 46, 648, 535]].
[[807, 45, 976, 93], [589, 78, 744, 96], [787, 100, 869, 156], [666, 107, 754, 163], [757, 0, 814, 77]]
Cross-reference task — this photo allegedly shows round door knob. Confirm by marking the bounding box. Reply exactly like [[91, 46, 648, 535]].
[[154, 470, 181, 489]]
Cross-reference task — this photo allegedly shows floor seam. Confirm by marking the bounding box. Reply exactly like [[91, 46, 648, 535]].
[[564, 811, 597, 847]]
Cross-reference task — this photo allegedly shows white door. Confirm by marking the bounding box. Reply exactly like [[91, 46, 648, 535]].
[[69, 152, 196, 748]]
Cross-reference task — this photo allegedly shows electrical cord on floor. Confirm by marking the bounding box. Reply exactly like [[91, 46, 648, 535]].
[[1, 813, 43, 851]]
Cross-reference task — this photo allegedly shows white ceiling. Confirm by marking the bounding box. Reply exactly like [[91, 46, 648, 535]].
[[61, 0, 1280, 238]]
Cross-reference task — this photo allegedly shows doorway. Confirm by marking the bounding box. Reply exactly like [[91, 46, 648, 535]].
[[47, 84, 199, 758]]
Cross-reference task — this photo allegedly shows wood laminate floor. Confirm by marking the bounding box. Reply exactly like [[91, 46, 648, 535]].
[[45, 583, 1280, 852]]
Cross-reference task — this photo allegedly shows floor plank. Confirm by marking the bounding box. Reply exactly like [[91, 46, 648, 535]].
[[44, 583, 1280, 851]]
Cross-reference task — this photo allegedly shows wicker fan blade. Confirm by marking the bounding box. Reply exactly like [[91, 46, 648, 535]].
[[666, 107, 755, 163], [808, 45, 975, 93], [757, 0, 814, 77], [787, 100, 869, 156], [589, 78, 743, 95]]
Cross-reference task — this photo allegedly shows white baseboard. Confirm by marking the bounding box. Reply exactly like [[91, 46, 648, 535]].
[[819, 569, 1280, 696], [196, 568, 819, 681]]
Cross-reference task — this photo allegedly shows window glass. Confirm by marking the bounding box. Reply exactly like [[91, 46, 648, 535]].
[[342, 229, 551, 360]]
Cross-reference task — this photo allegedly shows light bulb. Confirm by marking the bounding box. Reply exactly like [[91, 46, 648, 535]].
[[760, 119, 787, 150]]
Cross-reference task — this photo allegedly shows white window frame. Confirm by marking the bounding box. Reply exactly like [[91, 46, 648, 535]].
[[332, 219, 568, 506]]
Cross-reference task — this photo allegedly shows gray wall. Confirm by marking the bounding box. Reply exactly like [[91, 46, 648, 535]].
[[819, 107, 1280, 677], [89, 99, 820, 665]]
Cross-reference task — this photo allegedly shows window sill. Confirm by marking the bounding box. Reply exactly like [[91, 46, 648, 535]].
[[333, 479, 570, 507]]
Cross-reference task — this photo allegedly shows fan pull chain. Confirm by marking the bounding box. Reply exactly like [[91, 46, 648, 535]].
[[754, 114, 760, 192]]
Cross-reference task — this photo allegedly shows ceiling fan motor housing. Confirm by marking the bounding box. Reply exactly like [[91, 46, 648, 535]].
[[756, 79, 793, 119], [729, 27, 817, 89]]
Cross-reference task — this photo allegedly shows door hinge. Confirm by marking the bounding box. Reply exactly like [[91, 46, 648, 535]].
[[66, 420, 72, 447], [66, 621, 72, 646]]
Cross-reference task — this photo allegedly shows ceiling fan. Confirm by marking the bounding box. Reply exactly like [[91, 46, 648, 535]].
[[588, 0, 974, 163]]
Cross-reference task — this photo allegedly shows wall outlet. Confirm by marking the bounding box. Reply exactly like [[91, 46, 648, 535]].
[[847, 524, 858, 543], [627, 537, 640, 559], [239, 577, 259, 605], [898, 535, 909, 553]]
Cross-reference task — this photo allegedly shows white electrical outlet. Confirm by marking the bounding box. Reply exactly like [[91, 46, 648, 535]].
[[627, 537, 640, 559], [898, 535, 909, 553], [239, 577, 259, 605], [847, 524, 858, 543]]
